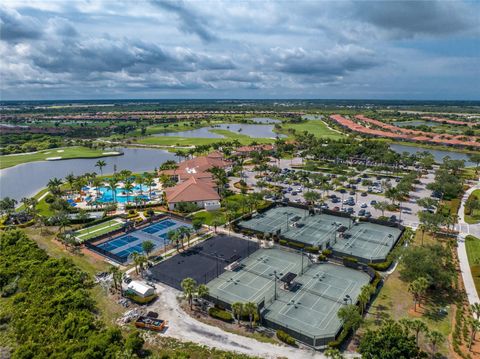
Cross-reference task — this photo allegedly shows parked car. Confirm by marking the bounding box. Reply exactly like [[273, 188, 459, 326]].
[[332, 198, 340, 203], [389, 215, 397, 222], [333, 206, 340, 212], [365, 211, 372, 218], [360, 203, 368, 208], [349, 190, 355, 195], [339, 188, 346, 194], [291, 191, 297, 196], [361, 192, 368, 197], [358, 209, 366, 216], [370, 200, 377, 205], [347, 208, 354, 214]]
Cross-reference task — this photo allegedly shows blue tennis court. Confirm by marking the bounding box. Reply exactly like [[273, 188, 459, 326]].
[[96, 218, 191, 262]]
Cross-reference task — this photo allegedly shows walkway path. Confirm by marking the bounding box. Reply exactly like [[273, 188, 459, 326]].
[[149, 283, 341, 359], [456, 178, 480, 306]]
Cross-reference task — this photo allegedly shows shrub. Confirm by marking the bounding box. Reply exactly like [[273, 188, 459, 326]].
[[279, 239, 288, 246], [276, 330, 296, 346], [318, 254, 326, 261], [208, 307, 234, 323], [322, 249, 332, 256], [44, 194, 55, 204], [305, 246, 319, 254], [288, 241, 305, 249], [128, 209, 136, 215]]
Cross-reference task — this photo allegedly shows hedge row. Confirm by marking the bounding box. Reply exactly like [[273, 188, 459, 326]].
[[276, 330, 296, 346], [208, 307, 234, 323], [368, 227, 413, 271]]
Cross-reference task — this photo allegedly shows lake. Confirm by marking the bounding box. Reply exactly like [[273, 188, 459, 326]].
[[0, 147, 176, 201], [389, 143, 475, 166], [153, 123, 283, 139]]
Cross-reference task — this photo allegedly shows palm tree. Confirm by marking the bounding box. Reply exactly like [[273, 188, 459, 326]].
[[244, 302, 257, 329], [136, 175, 145, 196], [142, 240, 155, 258], [324, 348, 344, 359], [232, 302, 244, 326], [408, 277, 429, 312], [95, 160, 107, 175], [337, 304, 362, 332], [181, 277, 197, 310], [167, 229, 180, 252], [471, 303, 480, 319], [211, 217, 223, 233], [106, 176, 118, 203], [469, 318, 480, 350], [196, 284, 209, 301], [131, 252, 140, 274], [47, 177, 63, 196], [358, 285, 373, 315], [91, 176, 103, 199], [144, 173, 155, 199], [123, 179, 134, 204], [109, 266, 122, 292], [401, 318, 428, 346], [65, 173, 76, 195], [427, 330, 444, 357]]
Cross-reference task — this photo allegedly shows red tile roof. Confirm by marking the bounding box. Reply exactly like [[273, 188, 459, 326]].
[[164, 177, 220, 203]]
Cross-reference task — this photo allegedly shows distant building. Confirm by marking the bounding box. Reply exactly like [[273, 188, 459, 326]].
[[160, 152, 229, 211]]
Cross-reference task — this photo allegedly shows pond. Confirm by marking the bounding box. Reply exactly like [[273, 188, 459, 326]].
[[389, 143, 475, 166], [393, 120, 439, 128], [0, 147, 176, 201], [153, 123, 283, 139]]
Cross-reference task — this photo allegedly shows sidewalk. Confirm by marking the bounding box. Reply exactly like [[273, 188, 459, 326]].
[[456, 178, 480, 306]]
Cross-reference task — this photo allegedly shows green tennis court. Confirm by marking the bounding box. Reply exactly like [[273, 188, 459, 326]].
[[238, 206, 402, 262], [74, 218, 124, 242], [207, 247, 371, 347]]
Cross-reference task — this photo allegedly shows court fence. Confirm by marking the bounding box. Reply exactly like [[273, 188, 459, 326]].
[[84, 214, 192, 264]]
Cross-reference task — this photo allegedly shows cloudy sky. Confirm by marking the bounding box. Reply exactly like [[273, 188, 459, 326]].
[[1, 0, 479, 101]]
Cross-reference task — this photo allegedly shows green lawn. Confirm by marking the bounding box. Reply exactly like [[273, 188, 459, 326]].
[[363, 230, 453, 356], [279, 120, 345, 140], [0, 146, 122, 169], [466, 235, 480, 294], [136, 129, 273, 147], [192, 210, 226, 225], [465, 189, 480, 224], [74, 219, 124, 242]]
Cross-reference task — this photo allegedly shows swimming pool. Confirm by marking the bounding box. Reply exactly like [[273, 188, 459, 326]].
[[96, 218, 191, 261], [95, 185, 151, 203]]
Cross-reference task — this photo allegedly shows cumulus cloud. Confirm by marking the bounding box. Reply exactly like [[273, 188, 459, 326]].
[[150, 0, 216, 42], [0, 0, 478, 100], [0, 6, 43, 41], [352, 0, 478, 39]]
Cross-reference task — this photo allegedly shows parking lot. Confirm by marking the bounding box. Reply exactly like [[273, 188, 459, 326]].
[[234, 162, 436, 229]]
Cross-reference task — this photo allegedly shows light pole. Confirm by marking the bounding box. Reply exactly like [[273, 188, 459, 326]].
[[270, 270, 280, 300], [301, 248, 304, 275]]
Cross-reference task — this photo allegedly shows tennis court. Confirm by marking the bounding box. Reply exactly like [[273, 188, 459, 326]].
[[331, 222, 402, 262], [207, 247, 371, 347], [94, 218, 191, 261], [74, 218, 124, 242], [238, 206, 402, 262], [239, 206, 350, 249], [150, 235, 259, 290]]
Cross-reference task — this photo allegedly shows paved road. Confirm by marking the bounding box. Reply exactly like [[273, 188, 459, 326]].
[[147, 283, 337, 359], [457, 180, 480, 307]]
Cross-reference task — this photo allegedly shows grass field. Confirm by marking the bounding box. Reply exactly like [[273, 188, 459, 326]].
[[466, 235, 480, 294], [135, 129, 274, 146], [465, 189, 480, 224], [279, 120, 345, 139], [0, 146, 122, 169], [362, 230, 453, 356], [74, 219, 124, 242]]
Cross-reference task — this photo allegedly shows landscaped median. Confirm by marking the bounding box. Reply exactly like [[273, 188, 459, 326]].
[[464, 190, 480, 224]]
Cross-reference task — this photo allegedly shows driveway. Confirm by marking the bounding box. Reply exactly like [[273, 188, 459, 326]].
[[147, 283, 333, 359]]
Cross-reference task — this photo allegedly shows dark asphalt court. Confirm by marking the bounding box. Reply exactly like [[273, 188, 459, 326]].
[[149, 234, 259, 290]]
